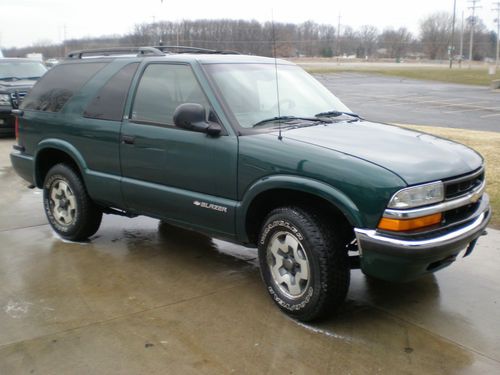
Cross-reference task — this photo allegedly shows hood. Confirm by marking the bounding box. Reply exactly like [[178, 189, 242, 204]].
[[0, 79, 36, 91], [276, 121, 483, 185]]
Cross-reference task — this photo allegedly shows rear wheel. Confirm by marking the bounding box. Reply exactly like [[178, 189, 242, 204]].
[[43, 164, 102, 241], [258, 206, 350, 321]]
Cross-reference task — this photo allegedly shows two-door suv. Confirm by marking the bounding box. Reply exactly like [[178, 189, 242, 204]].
[[11, 46, 491, 321]]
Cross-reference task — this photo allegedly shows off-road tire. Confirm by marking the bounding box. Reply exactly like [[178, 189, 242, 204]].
[[258, 206, 350, 322], [43, 163, 102, 241]]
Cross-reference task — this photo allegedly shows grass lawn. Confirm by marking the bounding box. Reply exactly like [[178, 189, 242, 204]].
[[397, 125, 500, 229], [305, 66, 500, 87]]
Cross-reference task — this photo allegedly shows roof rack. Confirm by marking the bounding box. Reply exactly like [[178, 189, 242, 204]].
[[67, 47, 165, 59], [66, 45, 241, 59], [153, 45, 240, 55]]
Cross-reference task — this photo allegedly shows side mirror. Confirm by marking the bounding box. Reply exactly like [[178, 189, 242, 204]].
[[173, 103, 221, 136]]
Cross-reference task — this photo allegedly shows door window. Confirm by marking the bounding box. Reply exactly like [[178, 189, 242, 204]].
[[131, 64, 209, 126]]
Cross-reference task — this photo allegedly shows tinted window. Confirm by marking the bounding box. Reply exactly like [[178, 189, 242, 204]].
[[131, 64, 209, 125], [22, 62, 106, 112], [83, 63, 139, 121]]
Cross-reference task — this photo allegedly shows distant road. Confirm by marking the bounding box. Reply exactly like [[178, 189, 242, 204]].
[[316, 72, 500, 132]]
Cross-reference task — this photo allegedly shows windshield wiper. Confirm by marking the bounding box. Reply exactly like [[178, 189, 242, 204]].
[[315, 110, 362, 120], [253, 116, 330, 128]]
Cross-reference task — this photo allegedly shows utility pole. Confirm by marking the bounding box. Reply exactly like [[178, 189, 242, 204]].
[[449, 0, 457, 68], [459, 11, 465, 68], [467, 0, 481, 68], [493, 1, 500, 67], [63, 24, 68, 57], [336, 13, 341, 64]]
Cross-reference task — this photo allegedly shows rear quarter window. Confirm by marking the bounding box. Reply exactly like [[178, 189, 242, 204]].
[[83, 63, 139, 121], [22, 62, 106, 112]]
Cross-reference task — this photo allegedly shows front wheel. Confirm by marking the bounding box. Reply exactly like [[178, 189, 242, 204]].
[[258, 207, 350, 322], [43, 164, 102, 241]]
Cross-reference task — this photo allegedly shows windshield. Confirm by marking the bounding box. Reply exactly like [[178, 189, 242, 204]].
[[0, 61, 47, 80], [205, 63, 350, 128]]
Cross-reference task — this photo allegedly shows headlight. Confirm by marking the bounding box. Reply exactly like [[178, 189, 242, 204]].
[[388, 181, 444, 209], [0, 94, 11, 106]]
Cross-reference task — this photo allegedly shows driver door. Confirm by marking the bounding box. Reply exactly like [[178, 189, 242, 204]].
[[120, 63, 238, 237]]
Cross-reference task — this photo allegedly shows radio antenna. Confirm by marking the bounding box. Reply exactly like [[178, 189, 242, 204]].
[[271, 10, 282, 140]]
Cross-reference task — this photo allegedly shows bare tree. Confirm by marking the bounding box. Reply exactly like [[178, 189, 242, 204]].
[[359, 25, 378, 58], [420, 12, 453, 60], [379, 27, 414, 59]]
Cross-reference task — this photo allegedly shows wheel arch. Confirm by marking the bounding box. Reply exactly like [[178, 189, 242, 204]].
[[238, 175, 363, 245], [34, 139, 87, 188]]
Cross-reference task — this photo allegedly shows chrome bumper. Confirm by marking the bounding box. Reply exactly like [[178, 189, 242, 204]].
[[354, 193, 490, 256]]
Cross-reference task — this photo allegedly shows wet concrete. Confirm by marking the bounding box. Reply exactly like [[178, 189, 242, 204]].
[[1, 139, 499, 374]]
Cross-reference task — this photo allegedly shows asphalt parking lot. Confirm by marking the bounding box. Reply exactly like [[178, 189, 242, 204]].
[[1, 135, 500, 374], [315, 73, 500, 132]]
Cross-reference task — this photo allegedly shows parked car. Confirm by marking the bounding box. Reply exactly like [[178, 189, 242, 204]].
[[0, 58, 47, 136], [10, 46, 491, 321]]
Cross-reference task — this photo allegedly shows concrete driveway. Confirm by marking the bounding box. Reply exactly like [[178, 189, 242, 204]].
[[1, 137, 499, 374]]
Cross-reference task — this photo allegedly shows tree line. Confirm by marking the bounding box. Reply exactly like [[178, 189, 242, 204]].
[[4, 13, 498, 61]]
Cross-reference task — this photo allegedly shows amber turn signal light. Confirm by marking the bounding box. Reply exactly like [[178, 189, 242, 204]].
[[378, 213, 442, 232]]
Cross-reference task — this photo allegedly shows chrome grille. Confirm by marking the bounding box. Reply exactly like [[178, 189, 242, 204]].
[[10, 91, 27, 108], [444, 168, 485, 200]]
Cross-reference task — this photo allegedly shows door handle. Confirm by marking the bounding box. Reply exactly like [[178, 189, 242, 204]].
[[122, 135, 135, 145]]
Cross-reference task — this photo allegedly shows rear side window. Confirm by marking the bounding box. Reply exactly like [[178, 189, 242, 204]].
[[83, 63, 139, 121], [22, 62, 106, 112]]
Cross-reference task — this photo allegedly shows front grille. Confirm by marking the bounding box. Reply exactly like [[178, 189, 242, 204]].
[[10, 91, 27, 108], [443, 201, 480, 224], [444, 168, 484, 200]]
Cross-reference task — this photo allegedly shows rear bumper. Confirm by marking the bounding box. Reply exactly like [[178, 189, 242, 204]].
[[354, 194, 491, 282], [10, 149, 35, 184]]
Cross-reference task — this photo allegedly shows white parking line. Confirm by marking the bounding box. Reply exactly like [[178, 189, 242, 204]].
[[380, 96, 431, 107], [480, 112, 500, 118], [445, 106, 500, 114], [413, 98, 462, 105], [433, 101, 489, 109]]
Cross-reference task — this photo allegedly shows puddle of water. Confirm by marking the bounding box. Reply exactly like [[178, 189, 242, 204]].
[[4, 299, 33, 319]]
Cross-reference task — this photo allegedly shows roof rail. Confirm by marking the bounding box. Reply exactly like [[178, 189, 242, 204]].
[[67, 47, 165, 59], [153, 45, 240, 55]]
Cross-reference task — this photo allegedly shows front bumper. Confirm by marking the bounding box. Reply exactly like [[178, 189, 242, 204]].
[[354, 194, 491, 282]]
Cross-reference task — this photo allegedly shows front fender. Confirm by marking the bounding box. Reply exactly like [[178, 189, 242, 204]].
[[236, 174, 363, 242]]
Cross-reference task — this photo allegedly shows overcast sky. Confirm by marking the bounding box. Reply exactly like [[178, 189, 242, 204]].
[[1, 0, 497, 48]]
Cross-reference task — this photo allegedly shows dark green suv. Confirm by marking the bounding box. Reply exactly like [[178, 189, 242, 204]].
[[10, 46, 491, 321]]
